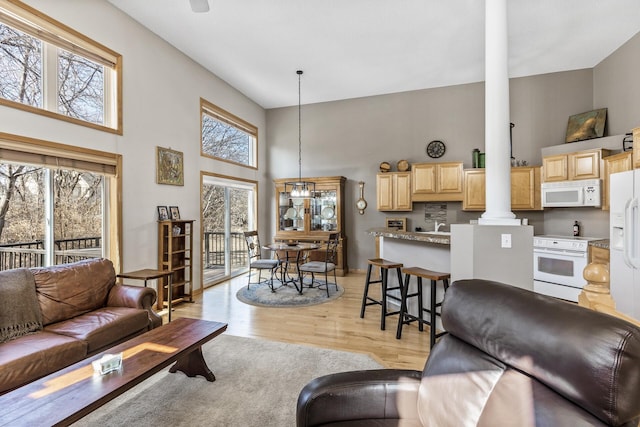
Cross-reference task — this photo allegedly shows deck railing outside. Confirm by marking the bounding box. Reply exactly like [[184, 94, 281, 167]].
[[0, 237, 102, 270], [203, 231, 247, 269]]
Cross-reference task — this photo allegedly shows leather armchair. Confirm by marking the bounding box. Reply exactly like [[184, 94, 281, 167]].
[[297, 280, 640, 427]]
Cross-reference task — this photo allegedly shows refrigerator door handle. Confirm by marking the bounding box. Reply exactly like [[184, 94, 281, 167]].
[[624, 197, 640, 269]]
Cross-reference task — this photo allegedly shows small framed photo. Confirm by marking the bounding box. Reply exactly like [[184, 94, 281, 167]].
[[157, 206, 169, 221], [169, 206, 180, 220]]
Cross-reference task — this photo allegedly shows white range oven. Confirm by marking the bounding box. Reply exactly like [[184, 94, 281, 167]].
[[533, 235, 599, 302]]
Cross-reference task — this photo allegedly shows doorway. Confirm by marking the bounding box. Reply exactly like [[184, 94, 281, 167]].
[[201, 173, 257, 287]]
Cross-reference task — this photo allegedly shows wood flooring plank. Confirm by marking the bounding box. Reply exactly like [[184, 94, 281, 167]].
[[167, 272, 431, 370]]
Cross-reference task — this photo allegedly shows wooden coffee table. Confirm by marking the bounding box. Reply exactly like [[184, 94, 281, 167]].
[[0, 318, 227, 426]]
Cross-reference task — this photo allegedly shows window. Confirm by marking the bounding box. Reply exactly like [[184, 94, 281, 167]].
[[201, 98, 257, 168], [0, 1, 122, 134], [0, 132, 122, 271]]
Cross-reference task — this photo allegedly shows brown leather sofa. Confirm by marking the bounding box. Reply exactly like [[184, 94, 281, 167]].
[[0, 258, 162, 395], [297, 279, 640, 426]]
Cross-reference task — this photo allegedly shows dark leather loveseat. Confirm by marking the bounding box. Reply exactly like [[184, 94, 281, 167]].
[[0, 258, 161, 395], [297, 279, 640, 426]]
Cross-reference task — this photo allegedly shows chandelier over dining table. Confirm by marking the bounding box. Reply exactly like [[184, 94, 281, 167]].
[[285, 70, 315, 199]]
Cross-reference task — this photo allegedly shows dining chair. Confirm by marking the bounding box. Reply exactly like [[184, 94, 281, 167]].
[[298, 233, 339, 297], [243, 231, 280, 291]]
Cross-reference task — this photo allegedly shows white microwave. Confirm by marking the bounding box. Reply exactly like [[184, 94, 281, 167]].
[[541, 179, 601, 208]]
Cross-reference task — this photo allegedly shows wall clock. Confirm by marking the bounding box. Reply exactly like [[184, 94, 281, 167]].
[[356, 181, 367, 215], [426, 140, 446, 158]]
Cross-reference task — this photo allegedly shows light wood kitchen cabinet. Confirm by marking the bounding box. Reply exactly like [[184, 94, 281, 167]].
[[376, 172, 412, 211], [542, 154, 568, 182], [462, 166, 542, 211], [511, 166, 542, 210], [602, 151, 632, 211], [633, 127, 640, 168], [411, 162, 463, 202], [462, 169, 486, 210], [542, 149, 610, 182], [274, 176, 348, 276]]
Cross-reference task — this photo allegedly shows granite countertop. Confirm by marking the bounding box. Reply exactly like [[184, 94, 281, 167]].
[[367, 228, 451, 245], [589, 239, 609, 250]]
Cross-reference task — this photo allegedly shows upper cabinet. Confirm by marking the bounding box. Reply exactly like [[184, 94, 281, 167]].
[[376, 172, 412, 211], [542, 149, 610, 182], [602, 151, 633, 211], [462, 166, 542, 211], [411, 162, 464, 202]]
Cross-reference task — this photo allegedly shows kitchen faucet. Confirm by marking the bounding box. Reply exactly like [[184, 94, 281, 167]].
[[435, 221, 445, 232]]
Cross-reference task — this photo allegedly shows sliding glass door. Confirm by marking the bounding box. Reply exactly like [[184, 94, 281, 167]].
[[0, 161, 105, 270], [201, 173, 256, 287]]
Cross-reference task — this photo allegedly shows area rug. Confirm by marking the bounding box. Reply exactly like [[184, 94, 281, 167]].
[[73, 334, 382, 426], [236, 280, 344, 307]]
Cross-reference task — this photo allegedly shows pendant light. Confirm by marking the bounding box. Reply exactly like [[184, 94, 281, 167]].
[[285, 70, 315, 199]]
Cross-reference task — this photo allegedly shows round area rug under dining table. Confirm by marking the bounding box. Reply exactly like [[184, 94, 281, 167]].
[[236, 280, 344, 308]]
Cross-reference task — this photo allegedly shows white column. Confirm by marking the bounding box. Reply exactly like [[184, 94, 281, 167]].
[[479, 0, 518, 225]]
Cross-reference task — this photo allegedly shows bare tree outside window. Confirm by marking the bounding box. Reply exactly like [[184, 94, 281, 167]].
[[0, 164, 43, 244], [53, 169, 103, 242], [58, 50, 104, 124], [0, 162, 103, 270], [0, 23, 42, 107], [202, 114, 251, 165]]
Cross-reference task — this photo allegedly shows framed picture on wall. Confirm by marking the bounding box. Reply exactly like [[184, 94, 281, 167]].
[[157, 206, 169, 221], [565, 108, 607, 143], [156, 146, 184, 185], [169, 206, 180, 220]]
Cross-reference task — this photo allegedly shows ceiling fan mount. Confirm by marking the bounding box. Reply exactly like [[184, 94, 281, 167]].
[[190, 0, 210, 13]]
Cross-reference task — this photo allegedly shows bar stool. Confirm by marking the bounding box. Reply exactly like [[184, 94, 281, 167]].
[[360, 258, 404, 330], [396, 266, 450, 348]]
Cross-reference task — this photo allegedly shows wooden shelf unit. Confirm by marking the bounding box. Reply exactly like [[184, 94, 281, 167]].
[[158, 220, 194, 308]]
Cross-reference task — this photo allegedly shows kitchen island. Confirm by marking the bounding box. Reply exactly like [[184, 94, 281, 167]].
[[367, 228, 451, 332]]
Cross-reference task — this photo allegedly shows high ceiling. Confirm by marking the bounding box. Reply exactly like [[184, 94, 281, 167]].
[[108, 0, 640, 109]]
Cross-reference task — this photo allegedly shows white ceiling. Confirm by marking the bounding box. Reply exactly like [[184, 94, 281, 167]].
[[108, 0, 640, 109]]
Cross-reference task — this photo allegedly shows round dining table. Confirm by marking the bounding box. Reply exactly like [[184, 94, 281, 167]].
[[263, 242, 320, 293]]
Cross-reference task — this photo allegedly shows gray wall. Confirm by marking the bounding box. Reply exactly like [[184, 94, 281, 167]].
[[266, 69, 598, 271], [450, 224, 534, 290]]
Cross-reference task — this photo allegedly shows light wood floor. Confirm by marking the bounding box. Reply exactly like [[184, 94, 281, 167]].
[[165, 272, 431, 370]]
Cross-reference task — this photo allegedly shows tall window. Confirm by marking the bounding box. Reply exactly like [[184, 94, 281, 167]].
[[0, 132, 122, 271], [201, 173, 257, 286], [201, 98, 258, 168], [0, 1, 122, 134]]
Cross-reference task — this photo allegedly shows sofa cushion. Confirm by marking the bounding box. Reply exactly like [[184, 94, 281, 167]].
[[0, 268, 42, 343], [44, 307, 149, 353], [0, 331, 87, 394], [31, 258, 115, 326]]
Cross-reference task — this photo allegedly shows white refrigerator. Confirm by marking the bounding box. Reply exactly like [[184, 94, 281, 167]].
[[610, 169, 640, 320]]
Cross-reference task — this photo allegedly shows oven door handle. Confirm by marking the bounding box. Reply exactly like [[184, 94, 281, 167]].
[[533, 247, 587, 258]]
